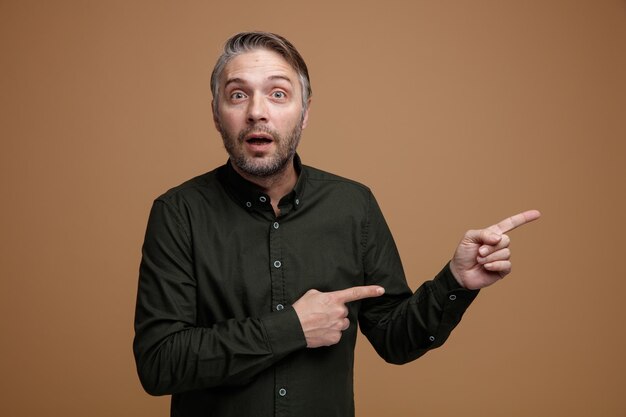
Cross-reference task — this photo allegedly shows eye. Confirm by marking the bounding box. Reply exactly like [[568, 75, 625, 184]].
[[271, 91, 286, 99], [230, 91, 247, 101]]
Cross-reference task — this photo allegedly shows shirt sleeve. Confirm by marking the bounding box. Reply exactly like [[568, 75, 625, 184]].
[[358, 192, 479, 364], [133, 199, 306, 396]]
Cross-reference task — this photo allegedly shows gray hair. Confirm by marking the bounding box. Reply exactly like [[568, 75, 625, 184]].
[[210, 31, 312, 116]]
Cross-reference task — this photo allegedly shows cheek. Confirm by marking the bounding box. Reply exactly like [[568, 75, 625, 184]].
[[217, 111, 243, 133], [275, 108, 304, 129]]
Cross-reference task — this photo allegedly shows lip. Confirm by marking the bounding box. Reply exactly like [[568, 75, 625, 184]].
[[243, 132, 274, 142], [243, 132, 274, 153]]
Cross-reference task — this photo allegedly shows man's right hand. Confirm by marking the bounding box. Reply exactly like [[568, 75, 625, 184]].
[[292, 286, 385, 348]]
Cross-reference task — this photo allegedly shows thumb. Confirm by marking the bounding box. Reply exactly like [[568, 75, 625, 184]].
[[481, 229, 503, 245], [465, 229, 502, 245]]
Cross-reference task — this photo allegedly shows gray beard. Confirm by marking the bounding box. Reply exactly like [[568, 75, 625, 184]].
[[222, 123, 302, 178]]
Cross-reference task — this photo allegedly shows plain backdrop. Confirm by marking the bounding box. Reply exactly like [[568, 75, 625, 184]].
[[1, 1, 625, 416]]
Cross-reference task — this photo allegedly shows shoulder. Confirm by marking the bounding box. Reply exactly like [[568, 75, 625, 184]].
[[154, 168, 222, 208], [300, 165, 377, 216], [302, 165, 372, 195]]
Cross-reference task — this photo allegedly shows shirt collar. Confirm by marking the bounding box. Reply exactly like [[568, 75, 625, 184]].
[[217, 154, 307, 213]]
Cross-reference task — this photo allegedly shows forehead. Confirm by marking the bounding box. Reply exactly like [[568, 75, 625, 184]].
[[220, 49, 298, 87]]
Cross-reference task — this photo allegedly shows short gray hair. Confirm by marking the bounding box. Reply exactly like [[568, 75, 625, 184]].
[[210, 31, 312, 115]]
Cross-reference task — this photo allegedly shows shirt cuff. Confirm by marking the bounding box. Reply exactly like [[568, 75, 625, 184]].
[[432, 262, 480, 299], [259, 307, 307, 357], [425, 263, 479, 350]]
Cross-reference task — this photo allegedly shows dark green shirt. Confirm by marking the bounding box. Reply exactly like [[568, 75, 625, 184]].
[[133, 155, 478, 417]]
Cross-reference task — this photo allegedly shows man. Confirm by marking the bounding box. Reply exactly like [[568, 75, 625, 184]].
[[133, 31, 540, 417]]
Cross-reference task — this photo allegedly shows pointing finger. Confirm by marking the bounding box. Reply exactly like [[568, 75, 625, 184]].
[[331, 285, 385, 304], [489, 210, 541, 234]]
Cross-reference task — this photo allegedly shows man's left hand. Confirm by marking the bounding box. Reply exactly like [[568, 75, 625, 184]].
[[450, 210, 541, 290]]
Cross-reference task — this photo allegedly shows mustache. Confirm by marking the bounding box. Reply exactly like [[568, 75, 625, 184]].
[[237, 125, 278, 142]]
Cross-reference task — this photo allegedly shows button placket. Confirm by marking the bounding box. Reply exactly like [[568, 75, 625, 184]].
[[268, 222, 284, 308], [269, 220, 289, 415]]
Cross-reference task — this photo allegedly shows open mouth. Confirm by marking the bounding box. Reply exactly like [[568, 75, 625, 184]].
[[246, 137, 273, 145], [244, 132, 274, 147]]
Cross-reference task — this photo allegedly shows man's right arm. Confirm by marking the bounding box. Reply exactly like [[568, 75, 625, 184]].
[[133, 199, 306, 396]]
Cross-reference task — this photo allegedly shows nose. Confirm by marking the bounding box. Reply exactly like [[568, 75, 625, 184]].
[[246, 94, 268, 123]]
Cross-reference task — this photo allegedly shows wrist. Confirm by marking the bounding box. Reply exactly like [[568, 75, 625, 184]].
[[449, 260, 466, 288]]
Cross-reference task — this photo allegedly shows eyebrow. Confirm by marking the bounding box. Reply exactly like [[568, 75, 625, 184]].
[[224, 75, 294, 89]]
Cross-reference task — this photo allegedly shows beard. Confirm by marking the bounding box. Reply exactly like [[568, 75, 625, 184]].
[[219, 121, 303, 178]]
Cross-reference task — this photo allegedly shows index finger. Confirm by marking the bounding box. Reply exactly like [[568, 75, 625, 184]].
[[489, 209, 541, 234], [330, 285, 385, 303]]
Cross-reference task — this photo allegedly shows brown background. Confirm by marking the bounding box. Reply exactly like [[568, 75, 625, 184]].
[[1, 1, 625, 416]]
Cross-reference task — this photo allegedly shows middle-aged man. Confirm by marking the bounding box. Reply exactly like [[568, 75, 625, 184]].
[[134, 31, 541, 417]]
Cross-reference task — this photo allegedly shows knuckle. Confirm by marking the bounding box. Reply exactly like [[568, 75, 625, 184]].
[[465, 229, 478, 239], [319, 293, 332, 304], [332, 306, 344, 318], [333, 308, 347, 320]]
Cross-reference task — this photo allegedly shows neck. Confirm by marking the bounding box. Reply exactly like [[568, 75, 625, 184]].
[[231, 157, 298, 216]]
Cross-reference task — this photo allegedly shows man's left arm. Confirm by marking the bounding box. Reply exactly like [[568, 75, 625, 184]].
[[357, 192, 540, 364]]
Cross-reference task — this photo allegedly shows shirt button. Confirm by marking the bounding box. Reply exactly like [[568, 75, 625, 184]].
[[273, 260, 282, 268], [449, 294, 457, 301], [278, 388, 287, 397], [429, 336, 435, 342], [295, 198, 300, 205], [276, 304, 284, 311], [245, 202, 252, 208], [273, 222, 280, 229], [259, 196, 267, 203]]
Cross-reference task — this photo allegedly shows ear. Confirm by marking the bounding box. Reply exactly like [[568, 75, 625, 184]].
[[211, 100, 221, 132], [301, 98, 312, 129]]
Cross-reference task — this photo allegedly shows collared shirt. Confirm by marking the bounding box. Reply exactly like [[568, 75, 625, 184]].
[[133, 155, 479, 417]]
